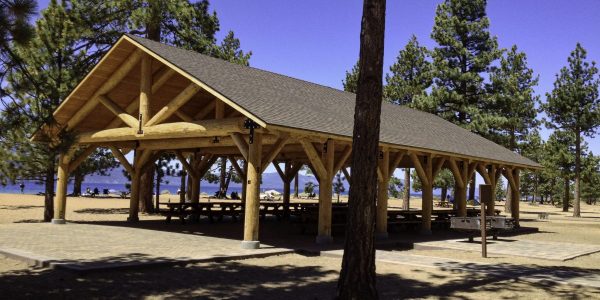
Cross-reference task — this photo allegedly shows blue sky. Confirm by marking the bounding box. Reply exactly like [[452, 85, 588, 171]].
[[34, 0, 600, 167]]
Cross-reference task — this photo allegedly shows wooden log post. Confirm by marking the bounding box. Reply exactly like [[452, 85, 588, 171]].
[[319, 139, 335, 243], [242, 133, 262, 249], [507, 168, 521, 226], [376, 148, 389, 239], [52, 153, 71, 224], [410, 152, 434, 235], [478, 164, 499, 216], [274, 161, 304, 220]]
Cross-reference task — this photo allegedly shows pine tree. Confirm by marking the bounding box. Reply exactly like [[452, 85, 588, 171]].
[[384, 35, 432, 105], [488, 45, 540, 211], [418, 0, 502, 202], [342, 61, 359, 93], [0, 0, 109, 221], [544, 43, 600, 217], [71, 149, 119, 196], [542, 131, 579, 211], [421, 0, 501, 132], [384, 35, 433, 210]]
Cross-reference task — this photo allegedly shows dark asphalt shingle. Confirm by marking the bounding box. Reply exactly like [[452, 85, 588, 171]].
[[127, 34, 540, 168]]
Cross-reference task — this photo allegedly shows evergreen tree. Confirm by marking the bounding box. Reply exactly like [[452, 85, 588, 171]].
[[384, 35, 433, 210], [544, 43, 600, 217], [0, 0, 37, 80], [0, 0, 108, 221], [581, 153, 600, 205], [342, 61, 359, 93], [333, 171, 345, 203], [384, 35, 432, 105], [488, 45, 540, 210], [71, 149, 119, 196], [417, 0, 502, 202], [419, 0, 501, 132], [542, 131, 579, 211]]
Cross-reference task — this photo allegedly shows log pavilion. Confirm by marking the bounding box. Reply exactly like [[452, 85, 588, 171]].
[[33, 34, 541, 249]]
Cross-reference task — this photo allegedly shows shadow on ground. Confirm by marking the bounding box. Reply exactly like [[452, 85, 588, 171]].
[[0, 205, 44, 210], [1, 252, 598, 299]]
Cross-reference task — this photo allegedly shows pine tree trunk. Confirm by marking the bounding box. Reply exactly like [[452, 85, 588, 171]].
[[219, 158, 227, 198], [294, 172, 299, 198], [73, 173, 84, 196], [180, 171, 186, 203], [155, 167, 161, 209], [505, 185, 512, 213], [441, 187, 447, 203], [337, 0, 385, 297], [223, 166, 233, 197], [563, 177, 569, 212], [573, 131, 581, 217], [402, 168, 410, 210], [468, 175, 476, 201], [43, 159, 56, 222]]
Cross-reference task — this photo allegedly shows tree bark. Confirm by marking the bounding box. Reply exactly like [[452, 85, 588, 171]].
[[337, 0, 386, 298], [468, 175, 476, 201], [155, 165, 161, 209], [180, 170, 186, 203], [294, 171, 299, 198], [73, 173, 84, 196], [441, 187, 447, 203], [283, 162, 291, 219], [573, 131, 581, 217], [43, 158, 56, 222], [219, 157, 227, 198], [563, 177, 569, 212], [402, 168, 410, 210], [505, 185, 512, 213]]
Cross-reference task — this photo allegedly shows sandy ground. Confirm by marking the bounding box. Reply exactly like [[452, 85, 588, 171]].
[[1, 193, 600, 299]]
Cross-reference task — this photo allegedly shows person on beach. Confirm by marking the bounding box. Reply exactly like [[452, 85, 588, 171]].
[[19, 183, 25, 193]]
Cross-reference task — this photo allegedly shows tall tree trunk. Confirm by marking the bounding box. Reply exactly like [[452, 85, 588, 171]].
[[155, 166, 161, 209], [43, 158, 56, 222], [337, 0, 386, 298], [563, 177, 570, 212], [505, 185, 512, 213], [573, 131, 581, 217], [294, 171, 299, 198], [73, 173, 84, 196], [402, 168, 410, 210], [534, 173, 539, 203], [180, 170, 186, 203], [223, 166, 233, 197], [468, 175, 476, 201], [441, 187, 447, 203], [219, 157, 227, 197]]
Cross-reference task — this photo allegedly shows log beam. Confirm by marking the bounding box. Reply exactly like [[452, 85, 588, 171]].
[[139, 54, 152, 126], [98, 95, 139, 128], [77, 117, 244, 143], [145, 83, 201, 126], [67, 49, 143, 130]]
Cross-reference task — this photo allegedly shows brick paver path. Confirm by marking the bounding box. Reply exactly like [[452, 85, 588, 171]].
[[0, 223, 290, 270], [322, 250, 600, 288], [414, 238, 600, 261]]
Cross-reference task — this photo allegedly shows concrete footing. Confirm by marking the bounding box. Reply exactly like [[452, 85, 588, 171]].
[[240, 240, 260, 249], [51, 219, 66, 224], [315, 235, 333, 244]]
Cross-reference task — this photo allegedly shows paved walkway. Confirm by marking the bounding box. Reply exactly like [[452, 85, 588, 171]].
[[323, 250, 600, 288], [414, 238, 600, 261], [0, 223, 291, 271]]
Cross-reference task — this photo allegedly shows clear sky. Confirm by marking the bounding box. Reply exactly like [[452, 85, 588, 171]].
[[33, 0, 600, 157]]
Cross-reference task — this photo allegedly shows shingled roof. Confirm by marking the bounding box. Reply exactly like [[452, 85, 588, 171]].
[[120, 35, 539, 168]]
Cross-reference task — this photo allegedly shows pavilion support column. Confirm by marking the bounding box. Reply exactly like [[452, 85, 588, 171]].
[[410, 152, 434, 235], [376, 148, 389, 239], [317, 139, 335, 244], [487, 165, 499, 216], [52, 154, 71, 224], [242, 133, 262, 249], [455, 185, 467, 217]]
